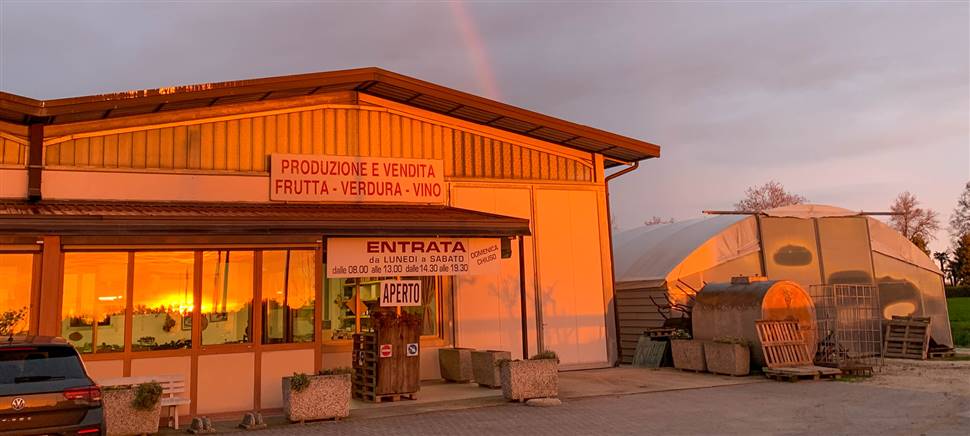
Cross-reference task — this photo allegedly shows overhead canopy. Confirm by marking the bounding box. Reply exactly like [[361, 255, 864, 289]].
[[0, 67, 660, 166], [0, 200, 532, 237]]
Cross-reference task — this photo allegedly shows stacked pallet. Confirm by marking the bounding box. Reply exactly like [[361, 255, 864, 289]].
[[882, 316, 930, 360], [755, 320, 841, 382]]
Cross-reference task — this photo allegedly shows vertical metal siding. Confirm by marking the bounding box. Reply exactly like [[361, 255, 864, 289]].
[[43, 107, 594, 182]]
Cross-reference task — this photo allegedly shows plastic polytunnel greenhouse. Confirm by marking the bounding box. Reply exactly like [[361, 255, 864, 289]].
[[612, 204, 952, 361]]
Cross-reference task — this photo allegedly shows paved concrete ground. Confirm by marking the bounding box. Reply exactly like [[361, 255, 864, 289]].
[[233, 381, 969, 435]]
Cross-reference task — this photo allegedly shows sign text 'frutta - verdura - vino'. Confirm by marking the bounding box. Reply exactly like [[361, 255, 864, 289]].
[[270, 153, 445, 203]]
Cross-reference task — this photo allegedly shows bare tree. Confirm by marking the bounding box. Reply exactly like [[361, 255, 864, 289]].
[[889, 192, 940, 254], [733, 181, 807, 212], [644, 216, 675, 226], [950, 181, 970, 239]]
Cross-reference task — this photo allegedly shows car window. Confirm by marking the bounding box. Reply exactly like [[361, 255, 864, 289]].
[[0, 346, 87, 385]]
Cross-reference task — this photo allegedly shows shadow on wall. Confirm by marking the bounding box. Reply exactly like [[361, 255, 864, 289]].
[[828, 270, 874, 285], [774, 245, 813, 266], [877, 277, 923, 320]]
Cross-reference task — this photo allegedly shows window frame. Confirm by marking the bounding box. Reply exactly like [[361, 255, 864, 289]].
[[321, 274, 446, 346], [0, 249, 41, 337], [56, 245, 323, 360]]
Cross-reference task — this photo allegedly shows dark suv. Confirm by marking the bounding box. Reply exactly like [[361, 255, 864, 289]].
[[0, 337, 103, 435]]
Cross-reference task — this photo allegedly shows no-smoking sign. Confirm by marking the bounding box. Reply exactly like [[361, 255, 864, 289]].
[[379, 344, 393, 358], [406, 343, 419, 357]]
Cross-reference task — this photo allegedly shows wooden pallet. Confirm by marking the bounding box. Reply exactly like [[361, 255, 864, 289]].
[[352, 391, 416, 403], [762, 366, 842, 382], [755, 320, 813, 369], [882, 316, 930, 360], [838, 364, 873, 377], [929, 349, 956, 359]]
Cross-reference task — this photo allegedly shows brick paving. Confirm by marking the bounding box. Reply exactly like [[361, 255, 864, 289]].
[[248, 381, 970, 435]]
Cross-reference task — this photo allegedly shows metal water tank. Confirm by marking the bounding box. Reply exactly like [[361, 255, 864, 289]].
[[692, 277, 817, 367]]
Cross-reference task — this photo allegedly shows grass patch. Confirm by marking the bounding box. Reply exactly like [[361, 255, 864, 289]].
[[947, 297, 970, 347], [836, 375, 869, 383]]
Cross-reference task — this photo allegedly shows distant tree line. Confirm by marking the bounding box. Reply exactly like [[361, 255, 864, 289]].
[[938, 182, 970, 286]]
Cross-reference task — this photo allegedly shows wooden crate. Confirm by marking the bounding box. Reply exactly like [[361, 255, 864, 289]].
[[352, 311, 422, 402], [882, 316, 930, 360], [755, 320, 813, 369]]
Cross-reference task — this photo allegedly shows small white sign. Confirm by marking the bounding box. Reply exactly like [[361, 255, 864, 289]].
[[406, 343, 419, 357], [380, 280, 422, 307]]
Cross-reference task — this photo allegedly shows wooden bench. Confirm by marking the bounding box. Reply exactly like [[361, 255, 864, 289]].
[[98, 374, 191, 429]]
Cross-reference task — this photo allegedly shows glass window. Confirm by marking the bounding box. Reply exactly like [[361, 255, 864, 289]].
[[201, 251, 254, 345], [132, 252, 195, 351], [403, 276, 438, 337], [62, 252, 128, 353], [262, 250, 315, 344], [323, 273, 439, 341], [0, 253, 33, 336]]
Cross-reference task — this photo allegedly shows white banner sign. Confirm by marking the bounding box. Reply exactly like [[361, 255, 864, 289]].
[[270, 153, 445, 204], [380, 280, 422, 307], [326, 238, 502, 278]]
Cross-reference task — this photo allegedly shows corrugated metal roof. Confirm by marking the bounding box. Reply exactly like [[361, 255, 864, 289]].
[[0, 200, 531, 237], [0, 67, 660, 166]]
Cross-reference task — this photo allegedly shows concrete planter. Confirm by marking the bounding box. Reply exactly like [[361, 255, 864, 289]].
[[671, 339, 707, 372], [102, 387, 161, 436], [471, 350, 511, 388], [704, 342, 750, 376], [500, 359, 558, 401], [282, 374, 351, 422], [438, 348, 474, 383]]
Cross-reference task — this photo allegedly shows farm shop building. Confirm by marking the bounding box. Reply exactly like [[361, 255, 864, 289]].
[[0, 68, 660, 414]]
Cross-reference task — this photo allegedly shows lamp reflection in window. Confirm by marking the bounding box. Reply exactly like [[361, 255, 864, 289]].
[[61, 252, 127, 353]]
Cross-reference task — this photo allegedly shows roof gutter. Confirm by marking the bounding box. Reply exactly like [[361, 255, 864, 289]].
[[602, 159, 639, 366]]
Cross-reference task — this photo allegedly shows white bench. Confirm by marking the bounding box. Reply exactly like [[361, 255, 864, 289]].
[[98, 374, 191, 429]]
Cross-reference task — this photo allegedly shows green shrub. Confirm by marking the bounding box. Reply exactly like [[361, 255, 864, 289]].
[[131, 382, 162, 411], [289, 373, 311, 393], [530, 350, 559, 362], [947, 286, 970, 298], [318, 367, 354, 376]]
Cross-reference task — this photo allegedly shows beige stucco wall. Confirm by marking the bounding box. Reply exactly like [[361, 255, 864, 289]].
[[15, 92, 619, 412]]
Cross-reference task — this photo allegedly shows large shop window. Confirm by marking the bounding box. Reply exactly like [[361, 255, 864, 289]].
[[262, 250, 316, 344], [132, 252, 195, 351], [0, 253, 34, 336], [323, 274, 439, 341], [201, 250, 254, 345], [62, 252, 128, 353]]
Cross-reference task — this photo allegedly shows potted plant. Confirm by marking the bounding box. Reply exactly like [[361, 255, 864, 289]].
[[670, 330, 707, 372], [704, 336, 751, 376], [438, 347, 475, 383], [471, 349, 511, 388], [282, 368, 353, 423], [498, 350, 559, 401], [102, 382, 163, 436]]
